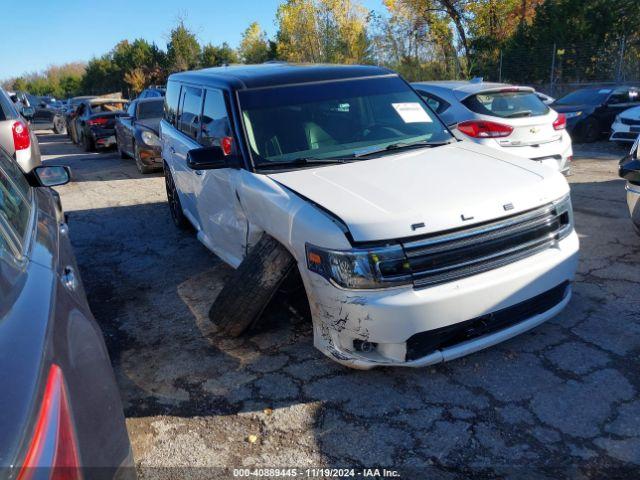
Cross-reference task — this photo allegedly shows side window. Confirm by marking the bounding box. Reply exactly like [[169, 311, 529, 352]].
[[0, 149, 30, 199], [200, 89, 232, 148], [178, 86, 203, 140], [417, 91, 450, 114], [127, 101, 137, 117], [0, 159, 31, 248], [164, 81, 181, 126]]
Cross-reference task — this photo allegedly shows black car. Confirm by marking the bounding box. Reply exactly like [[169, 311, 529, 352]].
[[65, 96, 97, 142], [552, 85, 640, 142], [0, 147, 133, 478], [114, 97, 164, 173], [73, 98, 129, 152]]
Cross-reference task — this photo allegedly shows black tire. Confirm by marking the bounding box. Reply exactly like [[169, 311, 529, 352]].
[[116, 133, 128, 159], [209, 235, 297, 337], [580, 117, 600, 143], [164, 163, 191, 230], [82, 133, 95, 152]]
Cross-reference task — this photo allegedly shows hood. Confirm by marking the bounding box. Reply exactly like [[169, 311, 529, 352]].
[[551, 104, 596, 114], [620, 105, 640, 120], [269, 142, 569, 242], [135, 117, 160, 134]]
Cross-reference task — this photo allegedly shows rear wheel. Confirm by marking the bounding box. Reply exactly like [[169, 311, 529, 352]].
[[580, 118, 600, 143], [209, 235, 297, 337], [164, 164, 190, 230], [82, 133, 95, 152], [53, 116, 67, 135], [116, 133, 128, 159]]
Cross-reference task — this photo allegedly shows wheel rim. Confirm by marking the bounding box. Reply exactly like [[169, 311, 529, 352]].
[[165, 172, 181, 223]]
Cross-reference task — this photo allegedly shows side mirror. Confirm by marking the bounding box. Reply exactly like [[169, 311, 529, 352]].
[[33, 165, 71, 187], [186, 146, 239, 170], [21, 106, 35, 119]]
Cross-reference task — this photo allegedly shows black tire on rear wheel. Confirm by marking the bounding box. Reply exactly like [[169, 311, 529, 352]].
[[580, 117, 600, 143], [164, 163, 191, 230], [82, 133, 95, 152], [117, 134, 127, 159], [209, 235, 297, 337]]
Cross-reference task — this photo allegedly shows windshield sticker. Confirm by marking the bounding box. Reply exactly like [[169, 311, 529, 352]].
[[598, 89, 612, 94], [392, 103, 432, 123]]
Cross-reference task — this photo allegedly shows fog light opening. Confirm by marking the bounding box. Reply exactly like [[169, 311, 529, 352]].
[[353, 339, 378, 353]]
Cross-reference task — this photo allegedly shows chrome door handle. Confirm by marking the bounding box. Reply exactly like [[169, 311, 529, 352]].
[[61, 266, 78, 291], [170, 146, 176, 153]]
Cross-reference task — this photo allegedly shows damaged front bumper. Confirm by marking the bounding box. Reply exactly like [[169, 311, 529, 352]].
[[305, 231, 579, 369]]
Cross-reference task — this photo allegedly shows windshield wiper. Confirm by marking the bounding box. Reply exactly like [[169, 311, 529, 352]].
[[255, 156, 351, 169], [353, 140, 450, 158]]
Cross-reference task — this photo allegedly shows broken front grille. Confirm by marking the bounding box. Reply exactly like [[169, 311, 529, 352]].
[[399, 197, 572, 289]]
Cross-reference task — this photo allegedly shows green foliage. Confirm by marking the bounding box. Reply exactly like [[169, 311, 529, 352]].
[[201, 42, 240, 67], [239, 22, 272, 64], [167, 21, 201, 72]]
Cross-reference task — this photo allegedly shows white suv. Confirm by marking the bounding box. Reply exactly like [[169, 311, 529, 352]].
[[413, 81, 572, 174], [160, 64, 579, 369]]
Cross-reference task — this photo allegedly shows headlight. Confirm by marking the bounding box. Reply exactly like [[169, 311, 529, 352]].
[[564, 111, 582, 119], [306, 243, 412, 289], [553, 194, 574, 240], [141, 130, 161, 147]]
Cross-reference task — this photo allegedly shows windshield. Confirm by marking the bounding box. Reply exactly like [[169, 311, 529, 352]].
[[463, 90, 549, 118], [554, 88, 611, 106], [238, 76, 453, 167], [137, 100, 164, 119]]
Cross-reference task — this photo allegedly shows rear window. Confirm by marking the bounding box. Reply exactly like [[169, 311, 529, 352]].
[[164, 81, 181, 126], [463, 91, 549, 118], [90, 102, 126, 113], [137, 100, 164, 119]]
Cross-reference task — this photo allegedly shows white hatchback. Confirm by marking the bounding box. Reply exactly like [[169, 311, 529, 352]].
[[413, 81, 572, 174]]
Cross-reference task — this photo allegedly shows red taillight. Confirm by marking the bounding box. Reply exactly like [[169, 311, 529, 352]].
[[12, 121, 31, 151], [221, 136, 233, 156], [18, 365, 81, 480], [87, 117, 108, 127], [553, 113, 567, 130], [457, 120, 514, 138]]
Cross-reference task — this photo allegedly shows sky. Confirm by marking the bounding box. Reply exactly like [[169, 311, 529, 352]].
[[0, 0, 385, 80]]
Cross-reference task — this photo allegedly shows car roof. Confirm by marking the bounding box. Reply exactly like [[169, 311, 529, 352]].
[[169, 63, 396, 90], [412, 80, 534, 100]]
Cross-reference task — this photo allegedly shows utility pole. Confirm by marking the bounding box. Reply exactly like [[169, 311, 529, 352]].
[[616, 36, 626, 83], [499, 51, 503, 82], [549, 43, 556, 96]]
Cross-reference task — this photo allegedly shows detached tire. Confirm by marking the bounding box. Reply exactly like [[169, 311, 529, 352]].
[[209, 235, 297, 337]]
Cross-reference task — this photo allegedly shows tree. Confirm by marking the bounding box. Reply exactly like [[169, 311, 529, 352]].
[[167, 21, 201, 72], [124, 68, 148, 95], [201, 42, 240, 67], [239, 22, 271, 64], [275, 0, 370, 64]]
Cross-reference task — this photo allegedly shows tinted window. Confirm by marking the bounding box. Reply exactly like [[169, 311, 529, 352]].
[[90, 102, 126, 113], [164, 81, 181, 126], [554, 88, 611, 106], [239, 76, 452, 166], [608, 88, 640, 105], [463, 91, 549, 118], [416, 91, 450, 114], [200, 90, 232, 148], [137, 100, 164, 120], [178, 86, 202, 140], [0, 153, 31, 246], [0, 149, 30, 199]]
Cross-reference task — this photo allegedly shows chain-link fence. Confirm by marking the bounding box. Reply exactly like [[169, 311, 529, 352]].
[[484, 35, 640, 97]]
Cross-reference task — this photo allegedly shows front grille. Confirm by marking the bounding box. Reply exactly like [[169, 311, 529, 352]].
[[405, 281, 570, 361], [621, 117, 640, 126], [400, 198, 572, 289]]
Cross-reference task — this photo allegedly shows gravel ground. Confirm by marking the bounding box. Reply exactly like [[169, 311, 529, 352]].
[[38, 132, 640, 479]]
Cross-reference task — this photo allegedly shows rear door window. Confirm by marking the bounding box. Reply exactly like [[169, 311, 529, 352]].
[[0, 153, 31, 249], [177, 87, 203, 140], [463, 91, 549, 118], [200, 89, 232, 148], [164, 81, 181, 126], [416, 91, 450, 114]]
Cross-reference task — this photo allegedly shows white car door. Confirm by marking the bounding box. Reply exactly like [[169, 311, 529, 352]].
[[190, 88, 248, 267]]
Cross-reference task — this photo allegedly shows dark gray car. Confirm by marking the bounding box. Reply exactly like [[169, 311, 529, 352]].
[[0, 147, 134, 478]]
